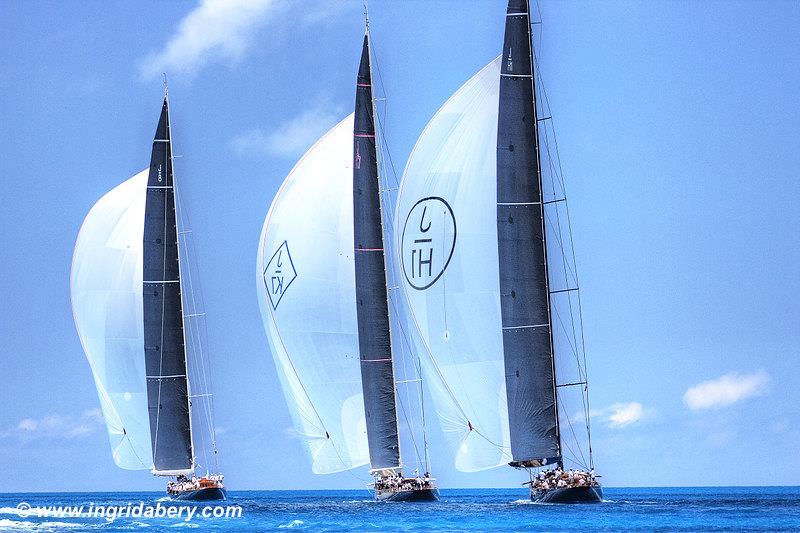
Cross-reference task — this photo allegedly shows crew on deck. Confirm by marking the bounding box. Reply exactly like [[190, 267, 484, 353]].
[[374, 470, 436, 493], [528, 467, 599, 494]]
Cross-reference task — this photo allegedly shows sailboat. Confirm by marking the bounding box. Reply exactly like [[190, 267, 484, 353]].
[[395, 0, 602, 503], [256, 24, 437, 502], [71, 89, 225, 501]]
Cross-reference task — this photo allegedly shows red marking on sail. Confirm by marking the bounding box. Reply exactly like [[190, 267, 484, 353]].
[[357, 83, 371, 87], [354, 133, 375, 138], [355, 248, 383, 252]]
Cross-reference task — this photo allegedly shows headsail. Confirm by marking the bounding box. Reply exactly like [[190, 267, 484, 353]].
[[143, 97, 194, 475], [353, 34, 401, 472], [496, 0, 560, 466], [396, 57, 513, 472], [256, 114, 370, 474], [71, 170, 153, 470]]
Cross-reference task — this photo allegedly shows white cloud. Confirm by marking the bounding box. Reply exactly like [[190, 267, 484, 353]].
[[138, 0, 358, 81], [230, 98, 344, 158], [139, 0, 285, 80], [683, 370, 768, 411], [607, 402, 645, 428], [10, 411, 104, 440], [588, 402, 650, 429]]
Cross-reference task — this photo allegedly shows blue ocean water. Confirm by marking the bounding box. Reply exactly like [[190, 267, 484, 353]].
[[1, 487, 798, 531]]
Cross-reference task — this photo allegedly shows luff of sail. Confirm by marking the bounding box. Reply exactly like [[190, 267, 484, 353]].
[[497, 0, 560, 466], [353, 34, 401, 472], [143, 97, 194, 475], [396, 57, 513, 472], [256, 114, 370, 474], [71, 169, 153, 470]]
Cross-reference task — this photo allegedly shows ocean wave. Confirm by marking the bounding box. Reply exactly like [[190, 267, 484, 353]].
[[279, 519, 304, 528], [0, 519, 35, 530]]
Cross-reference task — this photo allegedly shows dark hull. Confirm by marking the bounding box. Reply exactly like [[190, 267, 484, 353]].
[[170, 487, 227, 501], [376, 488, 439, 502], [532, 485, 602, 503]]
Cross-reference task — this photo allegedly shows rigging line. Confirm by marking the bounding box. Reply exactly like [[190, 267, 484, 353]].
[[543, 209, 578, 289], [539, 114, 582, 369], [533, 44, 596, 467], [395, 373, 424, 469], [174, 182, 218, 469], [385, 254, 428, 472], [171, 123, 215, 471], [386, 269, 431, 463], [369, 39, 402, 189], [544, 192, 583, 384], [549, 295, 580, 368], [374, 100, 429, 473], [552, 303, 587, 387], [557, 395, 588, 469]]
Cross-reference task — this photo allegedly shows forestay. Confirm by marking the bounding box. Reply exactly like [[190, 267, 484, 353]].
[[395, 57, 513, 472], [71, 170, 154, 470], [256, 114, 370, 474]]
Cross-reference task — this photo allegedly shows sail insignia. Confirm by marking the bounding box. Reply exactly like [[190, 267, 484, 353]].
[[256, 113, 370, 475]]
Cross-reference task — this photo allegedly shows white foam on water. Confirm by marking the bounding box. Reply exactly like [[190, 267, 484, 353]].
[[169, 522, 198, 528], [40, 522, 83, 529], [279, 519, 304, 528], [0, 518, 35, 530]]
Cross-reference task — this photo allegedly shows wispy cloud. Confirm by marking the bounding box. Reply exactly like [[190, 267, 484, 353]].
[[683, 370, 768, 411], [589, 402, 650, 429], [230, 97, 344, 158], [139, 0, 358, 81], [139, 0, 286, 81], [10, 410, 104, 440]]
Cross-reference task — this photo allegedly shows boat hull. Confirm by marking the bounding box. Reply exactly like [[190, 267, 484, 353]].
[[376, 488, 439, 502], [170, 487, 227, 501], [532, 485, 602, 504]]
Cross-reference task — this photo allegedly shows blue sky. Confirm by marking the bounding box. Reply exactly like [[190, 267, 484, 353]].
[[1, 0, 798, 492]]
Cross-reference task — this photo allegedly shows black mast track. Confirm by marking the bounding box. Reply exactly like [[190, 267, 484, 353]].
[[143, 96, 193, 473], [496, 0, 561, 467], [353, 33, 401, 471]]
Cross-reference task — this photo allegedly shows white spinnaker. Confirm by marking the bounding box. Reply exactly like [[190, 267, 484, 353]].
[[71, 170, 153, 470], [395, 57, 512, 472], [256, 114, 369, 474]]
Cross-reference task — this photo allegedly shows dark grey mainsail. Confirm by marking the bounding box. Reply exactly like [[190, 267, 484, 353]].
[[143, 96, 194, 474], [353, 33, 401, 471], [496, 0, 561, 466]]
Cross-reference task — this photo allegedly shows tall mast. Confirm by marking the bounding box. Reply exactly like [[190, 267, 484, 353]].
[[143, 90, 194, 476], [353, 22, 401, 472], [496, 0, 561, 468]]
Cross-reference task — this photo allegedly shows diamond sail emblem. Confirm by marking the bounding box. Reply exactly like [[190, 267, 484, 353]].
[[263, 241, 297, 310]]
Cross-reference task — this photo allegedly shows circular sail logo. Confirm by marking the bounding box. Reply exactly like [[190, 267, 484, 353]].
[[401, 197, 456, 291]]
